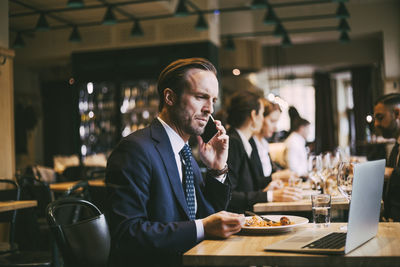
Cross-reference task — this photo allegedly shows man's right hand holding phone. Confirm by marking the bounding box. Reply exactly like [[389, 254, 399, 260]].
[[197, 118, 229, 172]]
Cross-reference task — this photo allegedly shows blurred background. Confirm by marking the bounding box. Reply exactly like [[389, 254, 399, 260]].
[[0, 0, 399, 178]]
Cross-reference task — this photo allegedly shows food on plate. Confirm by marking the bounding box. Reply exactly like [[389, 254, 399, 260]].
[[244, 215, 293, 227]]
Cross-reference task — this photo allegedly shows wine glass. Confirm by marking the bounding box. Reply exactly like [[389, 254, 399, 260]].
[[337, 162, 354, 202], [307, 154, 323, 192], [337, 161, 354, 230]]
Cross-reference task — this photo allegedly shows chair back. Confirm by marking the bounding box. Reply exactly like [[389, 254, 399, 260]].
[[46, 198, 110, 267]]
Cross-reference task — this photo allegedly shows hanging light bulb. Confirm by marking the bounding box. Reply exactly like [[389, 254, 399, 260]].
[[336, 3, 350, 19], [175, 0, 189, 17], [263, 7, 277, 25], [36, 13, 50, 31], [337, 19, 350, 32], [339, 31, 350, 43], [273, 23, 285, 37], [195, 13, 208, 31], [69, 26, 82, 42], [282, 34, 292, 47], [12, 33, 25, 48], [130, 20, 144, 37], [67, 0, 84, 8], [103, 6, 117, 25]]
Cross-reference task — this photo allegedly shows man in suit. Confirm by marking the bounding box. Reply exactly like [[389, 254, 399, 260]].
[[106, 58, 244, 267], [374, 93, 400, 221]]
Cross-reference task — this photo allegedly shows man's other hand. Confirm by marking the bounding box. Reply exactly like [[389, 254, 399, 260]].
[[202, 211, 244, 239]]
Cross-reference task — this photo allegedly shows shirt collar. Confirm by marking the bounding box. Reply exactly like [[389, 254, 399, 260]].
[[253, 136, 269, 152], [235, 128, 252, 157], [157, 117, 186, 155]]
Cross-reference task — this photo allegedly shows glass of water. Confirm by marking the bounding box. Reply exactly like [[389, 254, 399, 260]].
[[311, 194, 331, 227]]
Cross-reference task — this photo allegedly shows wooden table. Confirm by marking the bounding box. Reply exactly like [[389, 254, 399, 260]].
[[0, 200, 37, 212], [254, 198, 349, 213], [183, 222, 400, 266], [49, 179, 105, 193]]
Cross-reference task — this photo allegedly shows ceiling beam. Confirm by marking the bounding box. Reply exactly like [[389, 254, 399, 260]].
[[9, 0, 164, 17]]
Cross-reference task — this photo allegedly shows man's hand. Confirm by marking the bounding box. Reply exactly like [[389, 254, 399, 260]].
[[272, 187, 302, 202], [202, 211, 244, 239], [197, 120, 229, 170], [263, 180, 284, 191]]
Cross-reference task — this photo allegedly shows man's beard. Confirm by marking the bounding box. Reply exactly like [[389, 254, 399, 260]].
[[377, 121, 398, 138], [170, 105, 206, 136], [380, 127, 397, 138]]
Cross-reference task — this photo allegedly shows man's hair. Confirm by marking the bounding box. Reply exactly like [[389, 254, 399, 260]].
[[263, 99, 281, 117], [157, 58, 217, 111], [375, 93, 400, 109], [226, 90, 262, 128]]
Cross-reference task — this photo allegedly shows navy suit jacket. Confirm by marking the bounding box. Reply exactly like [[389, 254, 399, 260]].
[[106, 119, 230, 267]]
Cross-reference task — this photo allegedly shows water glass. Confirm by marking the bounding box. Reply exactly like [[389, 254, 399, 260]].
[[311, 194, 331, 227]]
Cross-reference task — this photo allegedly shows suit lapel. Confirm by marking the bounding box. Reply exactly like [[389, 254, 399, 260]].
[[230, 129, 260, 190], [150, 119, 190, 218]]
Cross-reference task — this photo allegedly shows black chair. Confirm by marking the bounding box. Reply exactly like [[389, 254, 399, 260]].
[[46, 198, 110, 267], [0, 179, 52, 267], [63, 180, 107, 213]]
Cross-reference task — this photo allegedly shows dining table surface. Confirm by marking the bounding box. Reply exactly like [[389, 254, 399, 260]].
[[183, 222, 400, 266], [253, 196, 349, 213], [0, 200, 38, 212], [49, 179, 105, 192]]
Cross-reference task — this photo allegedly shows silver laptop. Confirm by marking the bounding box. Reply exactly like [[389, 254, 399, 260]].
[[265, 159, 385, 255]]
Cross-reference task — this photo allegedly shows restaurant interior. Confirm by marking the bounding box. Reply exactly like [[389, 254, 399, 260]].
[[0, 0, 400, 266]]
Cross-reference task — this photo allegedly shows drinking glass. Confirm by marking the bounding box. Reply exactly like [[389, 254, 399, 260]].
[[337, 162, 354, 202], [336, 161, 354, 230], [311, 194, 331, 227]]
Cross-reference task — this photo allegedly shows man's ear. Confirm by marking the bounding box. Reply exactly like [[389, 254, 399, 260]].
[[250, 109, 257, 122], [164, 88, 176, 106]]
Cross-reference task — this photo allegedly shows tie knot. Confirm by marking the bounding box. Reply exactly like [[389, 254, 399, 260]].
[[180, 144, 192, 163]]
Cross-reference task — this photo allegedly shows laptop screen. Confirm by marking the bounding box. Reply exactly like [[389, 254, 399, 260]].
[[345, 159, 385, 254]]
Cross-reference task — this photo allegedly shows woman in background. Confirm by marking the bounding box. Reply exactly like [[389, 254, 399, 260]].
[[284, 116, 311, 177], [250, 99, 296, 184], [226, 91, 302, 213]]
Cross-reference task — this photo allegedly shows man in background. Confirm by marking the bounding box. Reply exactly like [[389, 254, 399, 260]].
[[106, 58, 244, 267], [374, 93, 400, 221]]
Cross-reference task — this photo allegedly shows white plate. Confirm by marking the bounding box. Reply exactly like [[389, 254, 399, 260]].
[[241, 215, 309, 234]]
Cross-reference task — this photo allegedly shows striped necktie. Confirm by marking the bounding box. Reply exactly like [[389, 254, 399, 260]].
[[180, 144, 196, 220]]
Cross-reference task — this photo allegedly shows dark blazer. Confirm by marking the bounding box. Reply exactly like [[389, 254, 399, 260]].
[[106, 119, 230, 267], [227, 129, 269, 213], [384, 143, 400, 221]]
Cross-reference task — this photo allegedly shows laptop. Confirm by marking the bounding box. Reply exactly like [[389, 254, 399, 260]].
[[265, 159, 385, 255]]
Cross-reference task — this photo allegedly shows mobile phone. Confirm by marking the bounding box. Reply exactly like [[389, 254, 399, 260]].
[[200, 115, 218, 143]]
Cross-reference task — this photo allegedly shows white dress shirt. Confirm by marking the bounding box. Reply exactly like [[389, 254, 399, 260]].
[[284, 131, 308, 176], [158, 117, 225, 242], [252, 137, 272, 177], [235, 129, 253, 157]]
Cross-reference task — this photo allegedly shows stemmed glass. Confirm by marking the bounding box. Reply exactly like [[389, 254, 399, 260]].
[[337, 162, 354, 202], [336, 161, 354, 230]]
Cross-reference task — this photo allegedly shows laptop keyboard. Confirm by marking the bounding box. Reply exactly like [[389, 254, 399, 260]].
[[302, 232, 347, 249]]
